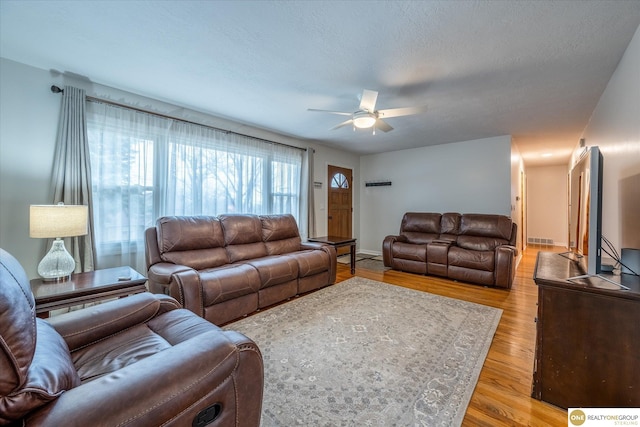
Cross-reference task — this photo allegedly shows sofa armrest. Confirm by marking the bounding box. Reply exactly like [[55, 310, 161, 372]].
[[26, 330, 264, 427], [323, 244, 337, 284], [170, 269, 205, 318], [382, 235, 407, 266], [47, 293, 177, 352], [300, 241, 326, 251], [495, 245, 518, 289], [156, 293, 183, 313], [144, 227, 162, 269], [301, 242, 337, 284], [148, 262, 193, 294]]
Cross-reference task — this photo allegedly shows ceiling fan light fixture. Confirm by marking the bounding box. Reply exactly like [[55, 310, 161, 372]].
[[352, 112, 376, 129]]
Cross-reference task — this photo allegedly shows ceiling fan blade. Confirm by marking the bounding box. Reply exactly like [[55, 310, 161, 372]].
[[330, 119, 354, 130], [375, 119, 394, 132], [377, 105, 428, 118], [359, 89, 378, 112], [307, 108, 352, 116]]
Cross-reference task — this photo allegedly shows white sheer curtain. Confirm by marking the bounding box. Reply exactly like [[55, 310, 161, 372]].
[[86, 101, 304, 273]]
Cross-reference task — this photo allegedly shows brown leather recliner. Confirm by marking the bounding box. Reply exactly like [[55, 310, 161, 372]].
[[383, 213, 518, 289], [0, 249, 263, 426]]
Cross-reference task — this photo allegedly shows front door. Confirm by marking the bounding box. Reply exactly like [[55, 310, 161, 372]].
[[327, 165, 352, 255]]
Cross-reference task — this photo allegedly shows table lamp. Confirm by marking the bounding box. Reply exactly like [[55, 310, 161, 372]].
[[30, 203, 88, 282]]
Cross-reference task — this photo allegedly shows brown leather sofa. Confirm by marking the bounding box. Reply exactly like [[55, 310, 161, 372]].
[[0, 248, 263, 427], [145, 213, 336, 325], [383, 212, 518, 289]]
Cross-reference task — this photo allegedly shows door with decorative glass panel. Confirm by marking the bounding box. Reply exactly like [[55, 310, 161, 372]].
[[327, 165, 353, 255]]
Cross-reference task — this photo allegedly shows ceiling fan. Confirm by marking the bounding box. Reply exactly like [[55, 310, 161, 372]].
[[308, 89, 427, 133]]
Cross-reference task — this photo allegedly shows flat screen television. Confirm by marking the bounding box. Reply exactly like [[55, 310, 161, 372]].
[[566, 146, 603, 275]]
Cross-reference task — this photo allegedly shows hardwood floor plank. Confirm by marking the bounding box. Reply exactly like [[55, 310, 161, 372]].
[[335, 246, 567, 426]]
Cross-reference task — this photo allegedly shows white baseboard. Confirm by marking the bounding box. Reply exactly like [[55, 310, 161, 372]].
[[356, 249, 381, 256]]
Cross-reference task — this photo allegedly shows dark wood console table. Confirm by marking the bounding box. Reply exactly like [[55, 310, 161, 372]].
[[308, 235, 357, 274], [532, 251, 640, 409], [31, 266, 147, 316]]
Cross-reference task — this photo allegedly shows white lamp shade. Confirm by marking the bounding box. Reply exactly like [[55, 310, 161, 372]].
[[30, 204, 88, 238]]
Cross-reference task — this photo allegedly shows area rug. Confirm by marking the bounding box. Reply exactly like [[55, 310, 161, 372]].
[[336, 253, 372, 263], [224, 277, 502, 426], [337, 253, 390, 272]]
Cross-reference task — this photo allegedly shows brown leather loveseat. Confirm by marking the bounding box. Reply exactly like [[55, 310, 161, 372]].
[[0, 248, 263, 426], [145, 213, 336, 325], [383, 212, 518, 289]]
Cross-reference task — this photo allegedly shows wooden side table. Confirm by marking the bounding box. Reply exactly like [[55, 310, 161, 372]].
[[30, 266, 147, 316], [308, 235, 357, 274]]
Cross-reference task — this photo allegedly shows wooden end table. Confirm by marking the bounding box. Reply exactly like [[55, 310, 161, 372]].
[[30, 266, 147, 317], [308, 235, 357, 274]]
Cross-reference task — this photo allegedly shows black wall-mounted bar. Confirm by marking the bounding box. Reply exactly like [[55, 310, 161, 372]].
[[365, 181, 392, 187]]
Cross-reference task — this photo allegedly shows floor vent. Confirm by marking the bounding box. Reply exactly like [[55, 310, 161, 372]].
[[527, 237, 554, 245]]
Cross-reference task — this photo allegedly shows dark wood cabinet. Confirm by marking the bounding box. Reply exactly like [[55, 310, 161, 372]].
[[532, 251, 640, 409]]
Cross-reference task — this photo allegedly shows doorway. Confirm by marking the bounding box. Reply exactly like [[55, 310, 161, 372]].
[[327, 165, 353, 254]]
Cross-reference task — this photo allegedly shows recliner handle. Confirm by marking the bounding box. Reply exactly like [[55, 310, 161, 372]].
[[193, 403, 222, 427]]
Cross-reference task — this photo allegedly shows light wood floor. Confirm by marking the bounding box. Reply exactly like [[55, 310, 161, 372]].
[[335, 246, 566, 427]]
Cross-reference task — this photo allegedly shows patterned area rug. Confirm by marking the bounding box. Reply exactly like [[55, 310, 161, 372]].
[[224, 277, 502, 426]]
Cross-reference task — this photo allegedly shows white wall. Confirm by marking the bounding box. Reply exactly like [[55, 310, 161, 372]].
[[358, 135, 512, 253], [526, 165, 568, 247], [576, 24, 640, 253], [0, 58, 359, 277], [0, 60, 60, 276], [510, 142, 525, 251]]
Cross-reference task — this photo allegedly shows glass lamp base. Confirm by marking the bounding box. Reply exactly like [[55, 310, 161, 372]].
[[38, 239, 75, 282]]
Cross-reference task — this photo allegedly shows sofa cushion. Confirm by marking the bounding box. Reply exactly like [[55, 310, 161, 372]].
[[220, 214, 263, 245], [439, 212, 461, 241], [401, 212, 441, 244], [456, 214, 512, 250], [146, 309, 225, 345], [157, 216, 229, 269], [459, 214, 513, 240], [1, 250, 36, 398], [72, 323, 173, 383], [220, 215, 268, 262], [157, 216, 225, 252], [260, 214, 300, 241], [161, 248, 229, 270], [448, 246, 495, 271], [1, 320, 81, 421], [264, 237, 301, 255], [448, 265, 495, 286], [199, 264, 261, 306], [457, 235, 510, 251], [246, 255, 299, 289], [289, 250, 330, 277], [261, 214, 302, 255], [1, 249, 81, 422], [391, 241, 427, 262]]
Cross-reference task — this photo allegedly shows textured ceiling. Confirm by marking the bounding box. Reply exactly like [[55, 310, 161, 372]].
[[1, 1, 639, 166]]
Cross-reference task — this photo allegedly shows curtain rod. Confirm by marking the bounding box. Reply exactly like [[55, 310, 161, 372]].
[[50, 85, 307, 152]]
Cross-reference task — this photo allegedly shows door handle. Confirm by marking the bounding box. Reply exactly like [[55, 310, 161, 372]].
[[328, 216, 333, 219]]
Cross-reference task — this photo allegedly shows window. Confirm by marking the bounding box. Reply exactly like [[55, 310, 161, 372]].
[[86, 101, 303, 271], [331, 172, 349, 189]]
